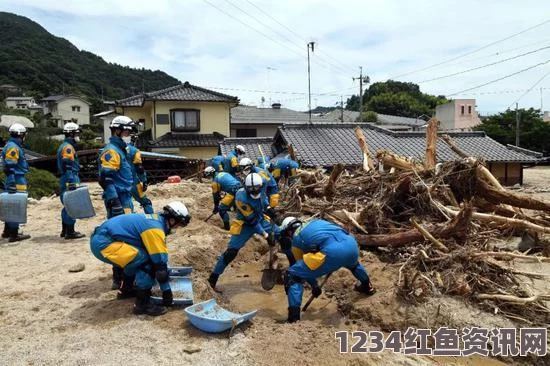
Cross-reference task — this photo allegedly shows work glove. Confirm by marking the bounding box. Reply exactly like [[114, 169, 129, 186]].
[[267, 232, 276, 247], [212, 206, 219, 214], [162, 289, 173, 306], [154, 263, 170, 284], [311, 284, 322, 298], [142, 181, 148, 192], [265, 207, 277, 221], [7, 184, 17, 194], [67, 182, 78, 191], [107, 198, 124, 217]]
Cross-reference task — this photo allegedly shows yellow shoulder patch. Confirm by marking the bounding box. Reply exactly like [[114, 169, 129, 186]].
[[62, 145, 75, 161], [100, 149, 121, 170], [236, 200, 254, 217], [211, 182, 221, 193], [133, 150, 142, 164], [4, 147, 19, 162]]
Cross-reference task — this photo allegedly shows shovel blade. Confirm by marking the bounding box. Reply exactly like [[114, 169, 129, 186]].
[[261, 269, 283, 291]]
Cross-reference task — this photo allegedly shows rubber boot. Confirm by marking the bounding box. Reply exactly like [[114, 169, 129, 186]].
[[287, 307, 301, 323], [117, 274, 136, 299], [111, 266, 123, 290], [2, 223, 10, 238], [354, 279, 376, 296], [60, 224, 67, 238], [8, 228, 30, 243], [208, 273, 222, 293], [223, 221, 230, 231], [65, 225, 85, 240], [133, 289, 167, 316]]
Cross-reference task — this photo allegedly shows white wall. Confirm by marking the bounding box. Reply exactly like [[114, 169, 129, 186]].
[[230, 124, 279, 137], [54, 98, 90, 127]]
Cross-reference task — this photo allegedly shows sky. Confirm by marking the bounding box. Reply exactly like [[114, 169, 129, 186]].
[[2, 0, 550, 114]]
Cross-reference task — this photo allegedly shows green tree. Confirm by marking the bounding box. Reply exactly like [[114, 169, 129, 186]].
[[345, 95, 360, 111], [360, 110, 377, 122]]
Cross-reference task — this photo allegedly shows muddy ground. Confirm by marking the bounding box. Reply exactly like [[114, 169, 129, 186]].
[[1, 167, 549, 365]]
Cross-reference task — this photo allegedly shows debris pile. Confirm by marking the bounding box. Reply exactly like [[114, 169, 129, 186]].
[[280, 150, 550, 326]]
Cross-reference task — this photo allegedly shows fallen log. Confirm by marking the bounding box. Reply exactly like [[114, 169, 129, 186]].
[[410, 217, 449, 252], [323, 163, 344, 199], [476, 293, 550, 304], [425, 118, 438, 169], [476, 177, 550, 212], [440, 134, 469, 158], [376, 149, 424, 171], [354, 127, 374, 171]]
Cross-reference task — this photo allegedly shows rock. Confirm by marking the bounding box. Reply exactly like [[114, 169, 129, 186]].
[[227, 351, 238, 357], [183, 344, 201, 354], [68, 263, 85, 273], [27, 198, 39, 205]]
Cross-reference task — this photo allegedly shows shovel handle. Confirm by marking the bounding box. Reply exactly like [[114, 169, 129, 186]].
[[302, 273, 332, 312], [205, 212, 216, 222]]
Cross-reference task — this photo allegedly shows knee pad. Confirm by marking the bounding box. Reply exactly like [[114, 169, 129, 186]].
[[283, 272, 302, 295], [222, 248, 239, 266]]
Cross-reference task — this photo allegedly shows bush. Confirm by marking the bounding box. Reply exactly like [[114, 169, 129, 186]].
[[24, 133, 59, 156], [0, 167, 58, 199], [361, 110, 378, 122]]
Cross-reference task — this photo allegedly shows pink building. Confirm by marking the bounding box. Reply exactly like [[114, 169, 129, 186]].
[[435, 99, 481, 131]]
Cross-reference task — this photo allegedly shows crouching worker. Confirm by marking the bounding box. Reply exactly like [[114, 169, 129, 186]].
[[279, 217, 376, 323], [208, 173, 278, 292], [90, 201, 191, 316], [267, 158, 299, 185], [203, 166, 242, 230]]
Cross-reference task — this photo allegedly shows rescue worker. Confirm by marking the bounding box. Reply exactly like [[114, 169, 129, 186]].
[[98, 115, 136, 289], [203, 166, 242, 230], [208, 173, 278, 292], [1, 123, 31, 242], [57, 122, 85, 240], [90, 201, 191, 316], [257, 156, 270, 169], [279, 217, 376, 323], [223, 145, 246, 177], [239, 157, 280, 220], [210, 155, 225, 172], [267, 158, 299, 184], [127, 129, 153, 214]]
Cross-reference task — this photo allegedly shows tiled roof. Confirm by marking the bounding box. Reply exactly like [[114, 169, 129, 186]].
[[148, 132, 225, 148], [219, 137, 275, 161], [231, 105, 332, 125], [41, 95, 65, 102], [116, 82, 239, 107], [377, 113, 427, 127], [275, 123, 540, 168]]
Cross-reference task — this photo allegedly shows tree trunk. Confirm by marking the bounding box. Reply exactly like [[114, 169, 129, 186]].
[[354, 126, 374, 171], [425, 118, 439, 169]]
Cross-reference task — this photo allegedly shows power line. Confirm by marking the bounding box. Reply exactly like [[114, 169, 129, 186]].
[[506, 68, 550, 109], [242, 0, 356, 74], [419, 45, 550, 83], [447, 58, 550, 96], [220, 0, 353, 77], [205, 85, 356, 96], [391, 19, 550, 79]]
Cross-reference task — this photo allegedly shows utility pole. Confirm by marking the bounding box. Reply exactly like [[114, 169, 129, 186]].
[[307, 41, 315, 124], [515, 102, 520, 147], [540, 87, 544, 113], [340, 95, 344, 122], [353, 67, 370, 120]]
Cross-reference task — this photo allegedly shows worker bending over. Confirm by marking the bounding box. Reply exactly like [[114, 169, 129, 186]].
[[204, 166, 242, 230]]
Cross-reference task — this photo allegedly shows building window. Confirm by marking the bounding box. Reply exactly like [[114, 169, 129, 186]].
[[170, 109, 200, 132], [236, 128, 257, 137], [71, 106, 81, 112], [461, 105, 465, 115], [468, 105, 472, 114]]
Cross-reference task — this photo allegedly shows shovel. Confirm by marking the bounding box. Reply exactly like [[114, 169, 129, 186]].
[[261, 228, 282, 290], [204, 212, 216, 222], [302, 272, 332, 312]]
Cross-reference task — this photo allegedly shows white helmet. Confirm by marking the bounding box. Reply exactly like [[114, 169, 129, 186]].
[[110, 115, 135, 130], [203, 166, 216, 177], [239, 157, 254, 174], [235, 145, 246, 155], [244, 173, 263, 199], [163, 201, 191, 226], [8, 123, 26, 137], [281, 216, 302, 232], [63, 122, 80, 134]]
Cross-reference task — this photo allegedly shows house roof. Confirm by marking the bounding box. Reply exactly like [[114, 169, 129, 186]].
[[116, 81, 239, 107], [231, 105, 332, 125], [274, 123, 540, 168], [219, 137, 275, 161], [5, 96, 34, 101], [376, 113, 427, 127], [319, 109, 360, 122], [40, 95, 91, 105], [148, 132, 225, 148], [93, 110, 116, 118]]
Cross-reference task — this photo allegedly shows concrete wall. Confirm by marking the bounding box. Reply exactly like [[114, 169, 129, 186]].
[[54, 98, 90, 126], [489, 162, 522, 185], [436, 99, 481, 131], [6, 98, 34, 109], [435, 103, 455, 130], [230, 124, 279, 137]]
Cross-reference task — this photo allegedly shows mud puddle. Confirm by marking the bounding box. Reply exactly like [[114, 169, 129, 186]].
[[219, 262, 344, 326]]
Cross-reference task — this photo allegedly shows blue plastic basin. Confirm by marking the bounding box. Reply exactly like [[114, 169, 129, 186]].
[[151, 276, 193, 306], [184, 299, 257, 333]]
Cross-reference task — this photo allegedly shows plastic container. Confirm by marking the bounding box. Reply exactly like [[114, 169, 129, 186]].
[[168, 266, 193, 277], [0, 192, 28, 223], [166, 175, 181, 183], [151, 276, 193, 306], [63, 186, 96, 219], [184, 299, 257, 333]]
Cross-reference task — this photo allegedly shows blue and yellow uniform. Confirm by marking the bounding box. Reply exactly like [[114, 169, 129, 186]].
[[252, 166, 280, 208], [90, 213, 171, 292], [223, 150, 240, 177], [285, 219, 371, 309], [212, 188, 279, 276], [56, 138, 80, 226], [2, 137, 29, 232], [271, 158, 299, 183], [127, 143, 153, 214], [257, 156, 270, 169], [98, 136, 134, 218], [211, 155, 225, 172], [211, 171, 242, 228]]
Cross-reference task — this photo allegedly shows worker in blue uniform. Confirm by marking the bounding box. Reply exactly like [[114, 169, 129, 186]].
[[1, 123, 31, 242], [56, 122, 85, 240], [210, 155, 225, 172], [267, 158, 300, 184], [203, 166, 242, 230], [223, 145, 246, 177], [127, 130, 153, 214], [239, 157, 280, 219], [278, 217, 376, 323], [257, 156, 270, 169], [98, 115, 136, 290], [208, 172, 278, 292], [90, 201, 191, 316]]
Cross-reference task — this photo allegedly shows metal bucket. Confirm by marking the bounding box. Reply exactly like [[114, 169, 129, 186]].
[[0, 192, 28, 223]]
